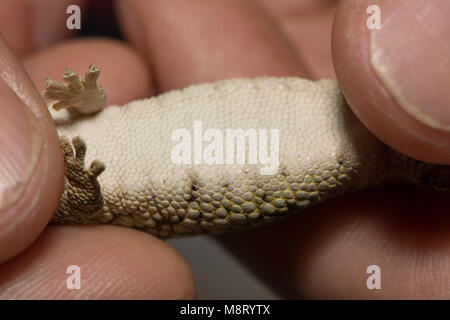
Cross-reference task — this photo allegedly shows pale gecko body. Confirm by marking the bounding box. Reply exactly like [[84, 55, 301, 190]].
[[45, 65, 449, 238]]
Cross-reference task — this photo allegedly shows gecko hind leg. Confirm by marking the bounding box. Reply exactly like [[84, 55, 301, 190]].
[[52, 136, 106, 225], [43, 64, 106, 115]]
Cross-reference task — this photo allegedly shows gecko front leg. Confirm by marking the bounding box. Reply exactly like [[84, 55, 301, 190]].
[[52, 136, 105, 224]]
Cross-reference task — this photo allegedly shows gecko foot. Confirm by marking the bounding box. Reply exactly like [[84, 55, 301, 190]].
[[52, 136, 106, 224], [43, 64, 106, 115]]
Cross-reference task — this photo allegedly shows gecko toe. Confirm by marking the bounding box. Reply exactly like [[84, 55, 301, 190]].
[[72, 136, 86, 162], [59, 136, 74, 159], [89, 160, 105, 178], [85, 64, 100, 88]]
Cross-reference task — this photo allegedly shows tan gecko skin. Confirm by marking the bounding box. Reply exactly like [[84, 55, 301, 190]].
[[44, 65, 449, 238]]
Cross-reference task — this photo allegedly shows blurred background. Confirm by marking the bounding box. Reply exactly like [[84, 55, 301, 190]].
[[168, 237, 278, 299]]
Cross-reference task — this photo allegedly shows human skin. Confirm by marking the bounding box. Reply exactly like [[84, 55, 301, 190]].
[[0, 0, 449, 299]]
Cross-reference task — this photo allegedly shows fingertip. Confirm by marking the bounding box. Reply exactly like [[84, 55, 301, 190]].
[[119, 0, 305, 91], [0, 226, 197, 299], [0, 35, 64, 263], [0, 0, 87, 57], [332, 0, 450, 164]]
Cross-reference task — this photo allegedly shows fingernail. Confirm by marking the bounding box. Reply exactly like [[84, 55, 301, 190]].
[[369, 1, 450, 132], [0, 79, 42, 211]]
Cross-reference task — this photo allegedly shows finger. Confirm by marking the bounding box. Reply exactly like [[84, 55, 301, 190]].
[[0, 0, 86, 57], [0, 225, 196, 299], [23, 37, 154, 106], [254, 0, 338, 79], [27, 0, 87, 50], [220, 184, 450, 299], [0, 35, 64, 263], [0, 0, 32, 57], [116, 0, 306, 92], [332, 0, 450, 164]]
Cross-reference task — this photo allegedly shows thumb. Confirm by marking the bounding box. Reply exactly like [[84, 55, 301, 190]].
[[332, 0, 450, 164], [0, 34, 64, 263]]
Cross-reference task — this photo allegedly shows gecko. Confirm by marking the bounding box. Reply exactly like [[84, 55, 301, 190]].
[[44, 64, 450, 238]]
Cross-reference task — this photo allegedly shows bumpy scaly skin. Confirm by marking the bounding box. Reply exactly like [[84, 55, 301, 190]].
[[46, 65, 449, 238], [57, 136, 105, 224]]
